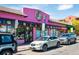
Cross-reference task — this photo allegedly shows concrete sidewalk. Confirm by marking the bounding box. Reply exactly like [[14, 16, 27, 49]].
[[77, 36, 79, 40], [17, 45, 31, 52]]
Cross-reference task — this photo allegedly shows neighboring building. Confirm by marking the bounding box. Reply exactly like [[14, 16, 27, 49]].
[[59, 16, 76, 33], [0, 6, 67, 44]]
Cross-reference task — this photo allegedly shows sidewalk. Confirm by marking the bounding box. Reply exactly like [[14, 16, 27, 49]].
[[77, 36, 79, 40], [17, 44, 31, 52]]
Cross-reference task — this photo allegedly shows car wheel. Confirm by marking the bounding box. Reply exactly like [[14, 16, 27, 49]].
[[42, 44, 48, 52], [1, 50, 13, 55], [56, 42, 60, 48], [73, 38, 76, 44], [67, 40, 71, 45]]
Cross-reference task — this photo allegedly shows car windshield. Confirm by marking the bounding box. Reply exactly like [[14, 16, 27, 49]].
[[36, 37, 49, 41], [61, 34, 70, 37]]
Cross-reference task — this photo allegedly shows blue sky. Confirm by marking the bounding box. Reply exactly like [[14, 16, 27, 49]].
[[0, 4, 79, 20]]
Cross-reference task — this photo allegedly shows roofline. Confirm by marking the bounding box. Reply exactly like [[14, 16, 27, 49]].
[[0, 6, 27, 16]]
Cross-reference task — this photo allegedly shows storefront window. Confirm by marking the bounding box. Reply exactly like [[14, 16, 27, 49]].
[[36, 24, 41, 39], [0, 25, 6, 32], [16, 21, 33, 43], [6, 25, 14, 32], [36, 30, 41, 39], [0, 18, 4, 24], [0, 18, 15, 33]]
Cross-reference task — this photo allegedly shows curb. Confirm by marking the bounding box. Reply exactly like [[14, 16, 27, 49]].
[[17, 47, 31, 52]]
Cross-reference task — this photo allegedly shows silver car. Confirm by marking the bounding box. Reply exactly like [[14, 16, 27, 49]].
[[59, 33, 77, 45], [30, 36, 60, 51]]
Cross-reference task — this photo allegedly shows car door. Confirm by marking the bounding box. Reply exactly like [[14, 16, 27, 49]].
[[47, 37, 53, 47], [50, 37, 58, 46], [70, 34, 75, 42]]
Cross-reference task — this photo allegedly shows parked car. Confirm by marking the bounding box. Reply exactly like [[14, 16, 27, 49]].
[[0, 33, 17, 55], [59, 33, 77, 45], [30, 36, 60, 51]]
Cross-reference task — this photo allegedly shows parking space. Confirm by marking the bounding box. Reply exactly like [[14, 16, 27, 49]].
[[14, 40, 79, 55]]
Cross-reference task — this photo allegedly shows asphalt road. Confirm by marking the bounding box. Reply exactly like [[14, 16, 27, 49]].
[[15, 40, 79, 55]]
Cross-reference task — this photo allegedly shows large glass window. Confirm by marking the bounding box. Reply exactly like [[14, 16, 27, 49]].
[[36, 30, 41, 39], [6, 25, 14, 32], [0, 18, 15, 33], [0, 18, 4, 24], [36, 24, 41, 39], [0, 25, 6, 32]]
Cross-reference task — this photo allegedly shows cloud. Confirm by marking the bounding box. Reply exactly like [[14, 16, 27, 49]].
[[58, 4, 74, 10]]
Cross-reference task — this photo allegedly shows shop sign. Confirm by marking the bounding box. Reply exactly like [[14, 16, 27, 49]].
[[36, 10, 42, 20]]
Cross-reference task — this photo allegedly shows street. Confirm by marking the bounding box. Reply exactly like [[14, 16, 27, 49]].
[[14, 40, 79, 55]]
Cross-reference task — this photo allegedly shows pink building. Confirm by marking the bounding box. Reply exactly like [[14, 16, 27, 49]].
[[0, 6, 66, 45]]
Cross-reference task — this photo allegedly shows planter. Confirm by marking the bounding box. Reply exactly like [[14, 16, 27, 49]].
[[16, 39, 25, 45]]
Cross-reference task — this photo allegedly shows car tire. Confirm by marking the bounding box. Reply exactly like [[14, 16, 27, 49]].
[[56, 42, 60, 48], [73, 38, 76, 44], [42, 44, 48, 52], [1, 50, 13, 55], [67, 40, 71, 45]]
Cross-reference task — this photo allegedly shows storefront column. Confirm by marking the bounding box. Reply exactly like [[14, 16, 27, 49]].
[[42, 23, 45, 36], [15, 20, 18, 29], [33, 26, 36, 41], [48, 28, 51, 36], [15, 20, 18, 35]]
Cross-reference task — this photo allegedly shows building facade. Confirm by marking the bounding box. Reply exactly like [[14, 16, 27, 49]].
[[0, 6, 67, 45]]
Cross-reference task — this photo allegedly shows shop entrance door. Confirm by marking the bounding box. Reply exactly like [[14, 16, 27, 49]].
[[25, 26, 33, 43]]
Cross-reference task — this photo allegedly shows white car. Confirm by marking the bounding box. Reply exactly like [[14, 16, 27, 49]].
[[30, 36, 60, 51]]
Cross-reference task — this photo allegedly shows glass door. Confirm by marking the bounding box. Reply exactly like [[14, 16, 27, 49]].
[[25, 26, 33, 43]]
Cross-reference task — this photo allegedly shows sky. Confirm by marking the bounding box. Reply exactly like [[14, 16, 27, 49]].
[[0, 4, 79, 20]]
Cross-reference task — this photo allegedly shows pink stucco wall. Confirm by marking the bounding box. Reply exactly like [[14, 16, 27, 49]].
[[0, 8, 65, 27], [23, 8, 49, 24], [33, 27, 36, 40], [23, 8, 65, 27], [0, 11, 25, 21]]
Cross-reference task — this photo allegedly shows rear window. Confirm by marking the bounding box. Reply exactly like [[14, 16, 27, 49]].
[[1, 35, 12, 43]]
